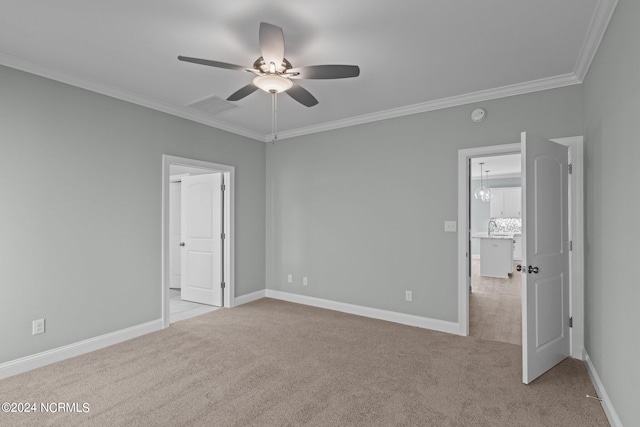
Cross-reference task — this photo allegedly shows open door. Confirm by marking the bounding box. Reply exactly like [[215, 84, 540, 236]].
[[169, 181, 182, 288], [180, 173, 223, 306], [520, 132, 570, 384]]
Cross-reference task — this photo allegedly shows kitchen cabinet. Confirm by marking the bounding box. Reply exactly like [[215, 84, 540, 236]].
[[480, 237, 514, 278], [490, 187, 521, 218], [513, 235, 522, 261]]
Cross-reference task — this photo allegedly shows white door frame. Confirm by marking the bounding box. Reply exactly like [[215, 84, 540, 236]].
[[456, 136, 584, 359], [161, 155, 235, 328]]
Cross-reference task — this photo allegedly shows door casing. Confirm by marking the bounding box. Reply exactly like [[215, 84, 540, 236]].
[[161, 155, 235, 328], [456, 136, 584, 360]]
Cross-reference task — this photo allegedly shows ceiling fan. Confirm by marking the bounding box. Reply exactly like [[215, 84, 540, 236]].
[[178, 22, 360, 107]]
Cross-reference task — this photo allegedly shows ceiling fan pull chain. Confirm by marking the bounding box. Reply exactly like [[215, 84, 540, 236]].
[[271, 91, 278, 143]]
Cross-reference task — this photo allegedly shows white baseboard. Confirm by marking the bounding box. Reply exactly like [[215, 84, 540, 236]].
[[0, 319, 163, 380], [265, 290, 460, 335], [233, 290, 266, 306], [583, 349, 622, 427]]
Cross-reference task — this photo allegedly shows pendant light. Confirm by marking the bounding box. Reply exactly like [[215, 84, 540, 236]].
[[485, 170, 494, 201], [474, 162, 492, 202]]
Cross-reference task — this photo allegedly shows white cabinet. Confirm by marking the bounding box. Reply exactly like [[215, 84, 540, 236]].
[[480, 237, 514, 278], [513, 235, 522, 261], [489, 190, 504, 217], [490, 187, 521, 218], [504, 188, 521, 217]]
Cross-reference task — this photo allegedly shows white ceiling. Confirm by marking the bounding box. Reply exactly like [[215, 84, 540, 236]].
[[0, 0, 617, 142], [471, 154, 521, 179]]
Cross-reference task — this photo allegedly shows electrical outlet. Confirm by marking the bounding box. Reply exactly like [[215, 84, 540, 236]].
[[444, 221, 457, 232], [287, 274, 293, 283], [32, 319, 45, 335], [405, 291, 413, 301], [303, 277, 308, 286]]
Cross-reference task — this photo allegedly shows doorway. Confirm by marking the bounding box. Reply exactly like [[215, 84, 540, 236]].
[[457, 136, 585, 361], [169, 167, 222, 322], [161, 155, 235, 328], [469, 154, 522, 345]]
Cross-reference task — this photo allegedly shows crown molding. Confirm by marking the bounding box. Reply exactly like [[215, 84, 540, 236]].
[[272, 73, 581, 141], [0, 50, 586, 144], [573, 0, 619, 82], [0, 51, 265, 142]]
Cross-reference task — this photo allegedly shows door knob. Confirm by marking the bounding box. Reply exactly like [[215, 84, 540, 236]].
[[528, 265, 539, 274], [516, 264, 522, 272], [179, 242, 185, 247]]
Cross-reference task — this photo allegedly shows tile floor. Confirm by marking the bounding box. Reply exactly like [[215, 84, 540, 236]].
[[469, 259, 522, 345], [169, 288, 219, 323]]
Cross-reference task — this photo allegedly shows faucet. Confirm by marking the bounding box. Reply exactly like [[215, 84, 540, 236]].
[[488, 220, 497, 236]]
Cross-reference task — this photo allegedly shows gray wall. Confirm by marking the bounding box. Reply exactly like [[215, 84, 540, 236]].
[[583, 1, 640, 425], [266, 85, 583, 321], [0, 65, 266, 363]]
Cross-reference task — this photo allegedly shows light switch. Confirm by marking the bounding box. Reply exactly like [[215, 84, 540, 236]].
[[444, 221, 457, 232]]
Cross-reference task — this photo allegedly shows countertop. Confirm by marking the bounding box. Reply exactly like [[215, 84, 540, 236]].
[[472, 232, 522, 240]]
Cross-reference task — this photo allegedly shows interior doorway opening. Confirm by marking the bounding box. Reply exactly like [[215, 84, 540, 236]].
[[161, 155, 235, 328], [469, 154, 522, 346]]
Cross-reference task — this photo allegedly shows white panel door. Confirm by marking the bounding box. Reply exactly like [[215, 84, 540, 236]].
[[521, 132, 570, 384], [180, 174, 222, 306], [169, 182, 182, 288]]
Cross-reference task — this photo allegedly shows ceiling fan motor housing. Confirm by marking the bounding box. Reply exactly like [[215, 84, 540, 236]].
[[253, 57, 293, 75]]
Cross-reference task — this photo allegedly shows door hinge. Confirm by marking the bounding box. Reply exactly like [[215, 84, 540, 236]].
[[569, 316, 573, 328], [568, 164, 573, 174], [221, 184, 226, 191], [221, 232, 226, 240], [221, 281, 226, 289], [569, 240, 573, 251]]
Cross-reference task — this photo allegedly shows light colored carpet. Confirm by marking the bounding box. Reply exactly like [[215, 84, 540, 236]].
[[0, 299, 608, 426]]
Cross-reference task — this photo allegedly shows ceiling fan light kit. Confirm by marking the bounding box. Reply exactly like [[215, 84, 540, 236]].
[[253, 74, 293, 93]]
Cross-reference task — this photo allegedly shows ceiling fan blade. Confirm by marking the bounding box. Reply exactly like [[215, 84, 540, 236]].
[[286, 82, 319, 107], [288, 65, 360, 79], [259, 22, 285, 69], [178, 56, 248, 71], [227, 84, 259, 101]]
